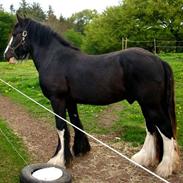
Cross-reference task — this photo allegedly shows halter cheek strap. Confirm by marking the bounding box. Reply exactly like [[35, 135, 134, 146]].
[[10, 30, 28, 51]]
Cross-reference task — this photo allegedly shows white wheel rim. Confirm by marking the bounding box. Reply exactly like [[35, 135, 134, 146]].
[[32, 167, 63, 181]]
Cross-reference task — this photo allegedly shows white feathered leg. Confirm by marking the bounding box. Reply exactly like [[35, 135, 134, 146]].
[[131, 129, 158, 166]]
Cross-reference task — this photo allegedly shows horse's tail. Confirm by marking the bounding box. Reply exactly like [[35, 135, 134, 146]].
[[162, 61, 177, 139], [155, 61, 177, 162]]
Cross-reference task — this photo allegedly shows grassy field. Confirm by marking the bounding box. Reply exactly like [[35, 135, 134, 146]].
[[0, 119, 29, 183], [0, 54, 182, 146]]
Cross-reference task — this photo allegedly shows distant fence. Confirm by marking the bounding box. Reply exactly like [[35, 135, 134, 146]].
[[122, 38, 183, 53]]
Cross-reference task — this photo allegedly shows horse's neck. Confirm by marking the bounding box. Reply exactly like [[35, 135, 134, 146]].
[[31, 38, 80, 72], [30, 38, 59, 71]]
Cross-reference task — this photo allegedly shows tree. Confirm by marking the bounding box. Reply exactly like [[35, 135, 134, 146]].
[[119, 0, 183, 51], [45, 6, 72, 36], [0, 11, 15, 60], [82, 0, 183, 54], [17, 0, 46, 21], [82, 6, 124, 54], [59, 14, 66, 22], [30, 2, 46, 21], [45, 6, 66, 35], [18, 0, 29, 15], [68, 9, 98, 34], [46, 5, 57, 28], [47, 5, 54, 18], [64, 29, 83, 48], [10, 4, 15, 14], [0, 4, 4, 11], [147, 0, 183, 52]]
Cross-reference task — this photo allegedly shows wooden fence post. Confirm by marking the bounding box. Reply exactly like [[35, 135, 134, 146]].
[[122, 37, 124, 50], [154, 38, 157, 54], [125, 37, 128, 49]]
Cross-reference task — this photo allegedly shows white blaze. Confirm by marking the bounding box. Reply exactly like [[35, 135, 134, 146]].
[[131, 129, 157, 166], [48, 129, 65, 167], [4, 37, 13, 58]]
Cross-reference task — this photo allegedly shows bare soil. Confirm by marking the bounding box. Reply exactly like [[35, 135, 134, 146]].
[[96, 103, 122, 128], [0, 95, 182, 183]]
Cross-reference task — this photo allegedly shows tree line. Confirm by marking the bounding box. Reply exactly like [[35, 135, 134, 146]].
[[1, 0, 183, 60]]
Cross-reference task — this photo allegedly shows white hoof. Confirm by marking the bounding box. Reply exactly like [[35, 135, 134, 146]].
[[155, 127, 180, 177], [131, 149, 157, 167], [131, 130, 157, 167], [47, 129, 66, 168], [156, 146, 180, 177], [156, 160, 172, 178], [47, 157, 65, 168], [131, 150, 147, 166]]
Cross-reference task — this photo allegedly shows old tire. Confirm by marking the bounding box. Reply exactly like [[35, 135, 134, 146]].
[[20, 163, 72, 183]]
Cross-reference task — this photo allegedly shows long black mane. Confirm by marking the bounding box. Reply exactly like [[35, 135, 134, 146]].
[[26, 18, 79, 50]]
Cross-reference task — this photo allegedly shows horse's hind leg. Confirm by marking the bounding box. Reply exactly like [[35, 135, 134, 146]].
[[155, 106, 179, 177], [131, 106, 159, 167], [67, 102, 91, 156]]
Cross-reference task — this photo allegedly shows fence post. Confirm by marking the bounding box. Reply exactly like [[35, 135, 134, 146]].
[[125, 37, 128, 49], [122, 37, 124, 50], [154, 38, 157, 54]]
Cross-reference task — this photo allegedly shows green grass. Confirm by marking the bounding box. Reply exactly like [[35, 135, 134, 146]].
[[112, 101, 145, 146], [0, 119, 29, 183], [0, 62, 53, 121]]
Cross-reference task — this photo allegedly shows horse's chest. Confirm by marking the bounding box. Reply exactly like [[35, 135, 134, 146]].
[[39, 76, 67, 97]]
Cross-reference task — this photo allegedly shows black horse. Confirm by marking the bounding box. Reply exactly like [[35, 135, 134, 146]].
[[4, 15, 179, 177]]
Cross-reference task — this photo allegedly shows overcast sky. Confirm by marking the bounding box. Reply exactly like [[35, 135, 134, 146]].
[[1, 0, 121, 18]]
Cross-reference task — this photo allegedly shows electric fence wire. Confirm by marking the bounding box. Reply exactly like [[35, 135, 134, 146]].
[[0, 127, 28, 165]]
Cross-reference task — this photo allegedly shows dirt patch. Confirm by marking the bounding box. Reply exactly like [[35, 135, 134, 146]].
[[0, 95, 57, 162], [0, 95, 182, 182], [96, 103, 122, 128]]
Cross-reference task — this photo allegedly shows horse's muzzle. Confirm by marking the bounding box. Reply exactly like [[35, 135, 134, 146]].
[[4, 48, 17, 63], [4, 48, 14, 60]]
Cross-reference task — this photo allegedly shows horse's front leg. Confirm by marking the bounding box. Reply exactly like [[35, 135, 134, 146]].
[[48, 97, 72, 167], [67, 102, 91, 156]]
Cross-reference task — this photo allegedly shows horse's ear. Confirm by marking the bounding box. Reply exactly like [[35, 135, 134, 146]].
[[16, 14, 24, 25]]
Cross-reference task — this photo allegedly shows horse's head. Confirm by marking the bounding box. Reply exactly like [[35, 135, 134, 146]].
[[4, 14, 31, 62]]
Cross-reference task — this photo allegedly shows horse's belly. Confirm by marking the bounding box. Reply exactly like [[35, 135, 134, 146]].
[[69, 64, 125, 105], [71, 86, 125, 105]]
